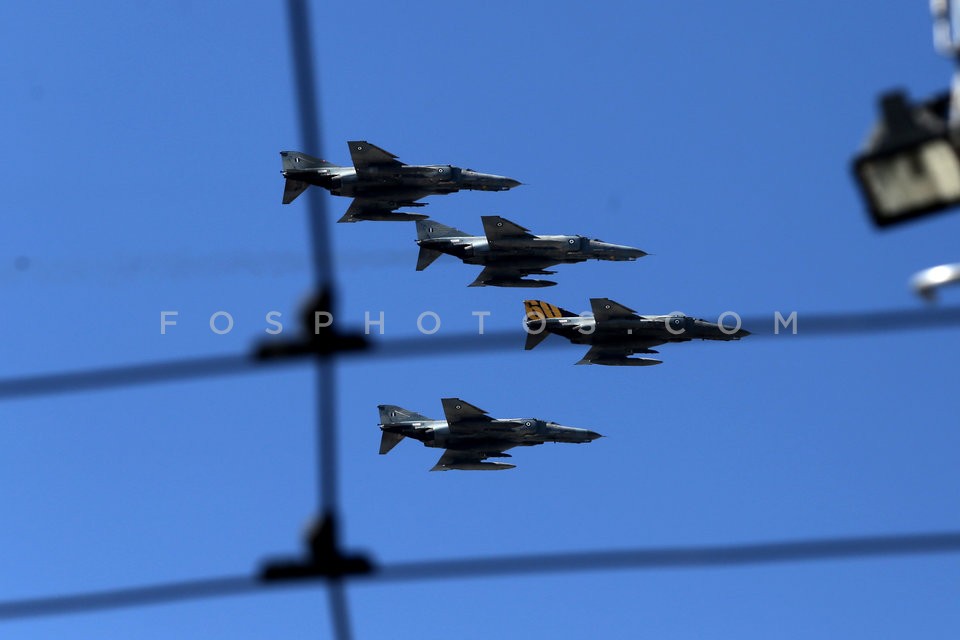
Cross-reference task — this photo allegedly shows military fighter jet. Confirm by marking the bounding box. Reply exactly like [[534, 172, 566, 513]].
[[280, 141, 521, 223], [378, 398, 602, 471], [415, 216, 647, 287], [524, 298, 750, 366]]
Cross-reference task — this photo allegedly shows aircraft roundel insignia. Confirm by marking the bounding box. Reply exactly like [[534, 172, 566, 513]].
[[455, 405, 462, 409]]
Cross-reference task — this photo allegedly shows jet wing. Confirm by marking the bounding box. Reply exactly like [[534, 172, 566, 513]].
[[590, 297, 640, 322], [576, 344, 663, 366], [431, 449, 516, 471], [468, 265, 556, 287], [576, 345, 630, 363], [469, 266, 517, 287], [481, 216, 535, 242], [441, 397, 493, 426], [338, 197, 430, 223], [347, 140, 404, 173]]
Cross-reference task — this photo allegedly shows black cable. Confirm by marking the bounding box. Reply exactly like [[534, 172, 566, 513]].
[[286, 0, 332, 285], [0, 576, 258, 621], [2, 306, 958, 401], [2, 531, 958, 621], [368, 304, 960, 358], [285, 2, 350, 637], [316, 359, 341, 520], [327, 581, 352, 640], [756, 305, 960, 336], [370, 531, 960, 582], [286, 0, 343, 515], [0, 354, 270, 401]]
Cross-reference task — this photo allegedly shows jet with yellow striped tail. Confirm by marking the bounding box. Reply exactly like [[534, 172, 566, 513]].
[[523, 298, 750, 366], [415, 216, 646, 287], [377, 398, 602, 471]]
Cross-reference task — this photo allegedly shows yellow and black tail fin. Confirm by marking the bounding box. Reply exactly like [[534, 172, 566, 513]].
[[523, 300, 575, 351], [523, 299, 576, 321]]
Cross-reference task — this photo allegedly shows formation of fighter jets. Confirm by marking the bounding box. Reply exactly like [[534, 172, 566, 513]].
[[279, 141, 749, 470]]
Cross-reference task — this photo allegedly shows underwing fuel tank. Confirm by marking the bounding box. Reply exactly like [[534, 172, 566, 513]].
[[483, 279, 557, 288], [580, 357, 663, 366], [436, 461, 516, 471]]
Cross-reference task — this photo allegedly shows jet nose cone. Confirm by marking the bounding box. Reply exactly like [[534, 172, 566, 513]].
[[716, 321, 750, 339], [462, 171, 521, 191], [587, 430, 604, 441], [594, 242, 647, 260]]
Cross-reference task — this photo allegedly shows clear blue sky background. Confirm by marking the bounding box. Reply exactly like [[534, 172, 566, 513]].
[[2, 1, 959, 638]]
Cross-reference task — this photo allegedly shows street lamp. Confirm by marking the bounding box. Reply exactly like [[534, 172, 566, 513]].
[[910, 262, 960, 300], [852, 91, 960, 227], [851, 0, 960, 227]]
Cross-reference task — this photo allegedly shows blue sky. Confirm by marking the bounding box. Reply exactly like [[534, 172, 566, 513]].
[[2, 1, 959, 638]]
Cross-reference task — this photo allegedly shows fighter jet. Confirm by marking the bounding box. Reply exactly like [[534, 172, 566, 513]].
[[280, 141, 521, 223], [524, 298, 750, 366], [415, 216, 647, 287], [378, 398, 602, 471]]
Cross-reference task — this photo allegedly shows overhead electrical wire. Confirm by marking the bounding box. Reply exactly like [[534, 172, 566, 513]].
[[2, 531, 959, 621], [1, 306, 958, 401], [283, 0, 357, 636]]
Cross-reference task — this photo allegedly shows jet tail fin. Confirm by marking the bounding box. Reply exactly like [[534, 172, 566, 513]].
[[379, 431, 405, 455], [378, 404, 430, 455], [523, 299, 576, 350], [280, 150, 336, 172], [416, 219, 471, 241], [280, 151, 338, 204], [523, 299, 578, 320], [378, 404, 431, 424], [282, 179, 309, 204], [524, 330, 550, 351], [416, 246, 443, 271]]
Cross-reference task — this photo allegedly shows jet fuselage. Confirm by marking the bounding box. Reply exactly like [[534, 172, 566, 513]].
[[417, 234, 646, 268], [282, 164, 518, 200], [380, 417, 601, 451], [529, 314, 749, 348]]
